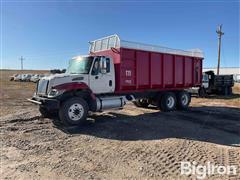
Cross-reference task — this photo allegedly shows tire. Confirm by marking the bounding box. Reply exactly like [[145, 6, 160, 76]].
[[198, 87, 206, 97], [39, 107, 55, 118], [59, 97, 89, 126], [133, 99, 149, 108], [159, 92, 176, 112], [176, 91, 191, 110], [228, 87, 232, 95], [223, 86, 229, 96]]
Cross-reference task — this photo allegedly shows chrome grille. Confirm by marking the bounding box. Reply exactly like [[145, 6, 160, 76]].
[[37, 79, 49, 95]]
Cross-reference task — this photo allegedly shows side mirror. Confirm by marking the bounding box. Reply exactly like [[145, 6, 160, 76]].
[[100, 58, 107, 74]]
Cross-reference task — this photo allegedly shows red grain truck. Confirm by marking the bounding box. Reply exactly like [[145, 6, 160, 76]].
[[28, 35, 204, 126]]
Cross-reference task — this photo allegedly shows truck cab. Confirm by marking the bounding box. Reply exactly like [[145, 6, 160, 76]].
[[66, 55, 115, 94], [202, 73, 209, 89], [34, 55, 115, 100], [28, 54, 123, 125]]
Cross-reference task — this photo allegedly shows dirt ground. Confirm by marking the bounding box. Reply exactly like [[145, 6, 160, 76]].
[[1, 70, 240, 180]]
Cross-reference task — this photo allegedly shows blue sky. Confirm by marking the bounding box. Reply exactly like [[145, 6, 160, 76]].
[[1, 1, 239, 70]]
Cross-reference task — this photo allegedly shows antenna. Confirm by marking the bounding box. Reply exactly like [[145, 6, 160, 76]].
[[216, 24, 224, 75]]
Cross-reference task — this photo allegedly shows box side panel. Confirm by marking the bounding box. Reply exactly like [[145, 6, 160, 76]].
[[150, 53, 162, 88], [194, 58, 202, 85], [119, 48, 136, 90], [163, 54, 174, 86], [175, 56, 184, 86], [112, 48, 203, 93], [136, 51, 150, 88], [185, 57, 193, 86]]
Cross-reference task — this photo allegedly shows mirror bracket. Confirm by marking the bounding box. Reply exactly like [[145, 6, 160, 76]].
[[100, 57, 107, 74]]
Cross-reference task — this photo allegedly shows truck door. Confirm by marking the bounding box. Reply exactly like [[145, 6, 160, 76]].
[[89, 57, 115, 94], [202, 74, 209, 89]]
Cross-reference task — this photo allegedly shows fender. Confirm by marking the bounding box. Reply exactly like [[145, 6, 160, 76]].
[[53, 82, 96, 100]]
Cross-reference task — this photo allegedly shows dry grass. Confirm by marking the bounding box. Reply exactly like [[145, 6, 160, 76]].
[[233, 83, 240, 93], [0, 70, 48, 116]]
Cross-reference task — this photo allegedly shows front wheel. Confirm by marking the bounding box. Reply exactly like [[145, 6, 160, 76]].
[[59, 97, 89, 126], [39, 107, 56, 118], [198, 87, 206, 97]]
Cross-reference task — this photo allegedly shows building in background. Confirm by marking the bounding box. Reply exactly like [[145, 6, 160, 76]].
[[203, 67, 240, 82]]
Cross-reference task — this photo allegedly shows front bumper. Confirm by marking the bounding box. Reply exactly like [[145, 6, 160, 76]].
[[27, 95, 60, 110]]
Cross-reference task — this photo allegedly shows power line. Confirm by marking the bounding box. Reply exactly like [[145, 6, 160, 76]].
[[216, 24, 224, 75], [19, 56, 25, 70]]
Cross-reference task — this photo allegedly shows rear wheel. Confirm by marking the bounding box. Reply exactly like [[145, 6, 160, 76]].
[[133, 99, 149, 108], [198, 87, 206, 97], [59, 97, 89, 126], [176, 91, 191, 110], [159, 92, 176, 112], [228, 87, 232, 95], [222, 86, 233, 96]]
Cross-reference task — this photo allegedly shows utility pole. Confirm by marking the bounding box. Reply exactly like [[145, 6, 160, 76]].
[[216, 24, 224, 75], [19, 56, 25, 70]]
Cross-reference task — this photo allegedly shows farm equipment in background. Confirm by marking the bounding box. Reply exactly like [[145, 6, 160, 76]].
[[50, 69, 66, 74], [9, 74, 18, 81], [198, 70, 234, 96], [30, 74, 46, 83]]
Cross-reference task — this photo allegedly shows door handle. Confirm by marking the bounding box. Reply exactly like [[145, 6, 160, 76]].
[[95, 76, 98, 79], [109, 80, 112, 86]]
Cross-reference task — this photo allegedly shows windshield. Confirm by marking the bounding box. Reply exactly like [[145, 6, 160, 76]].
[[202, 74, 208, 81], [67, 56, 93, 74]]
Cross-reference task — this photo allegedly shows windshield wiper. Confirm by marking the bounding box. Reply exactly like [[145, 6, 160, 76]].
[[69, 72, 88, 74]]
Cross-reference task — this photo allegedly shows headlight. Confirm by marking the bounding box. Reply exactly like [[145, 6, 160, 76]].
[[48, 89, 58, 97], [48, 88, 66, 98]]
